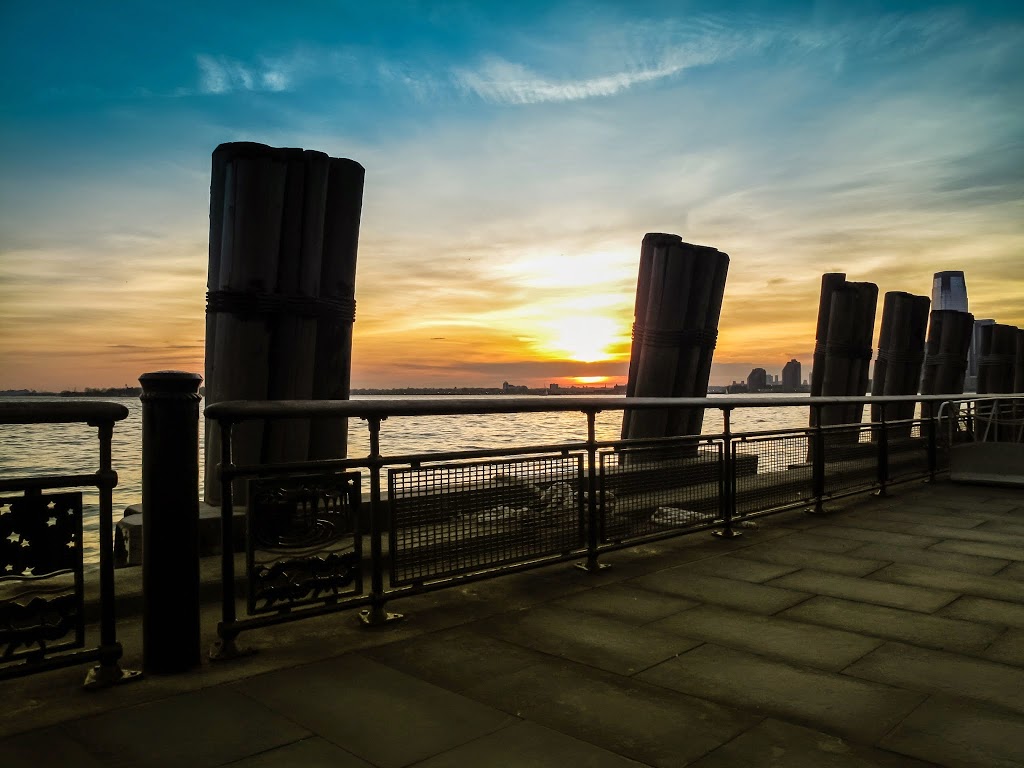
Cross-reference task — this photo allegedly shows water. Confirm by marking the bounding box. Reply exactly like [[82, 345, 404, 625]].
[[0, 393, 811, 564]]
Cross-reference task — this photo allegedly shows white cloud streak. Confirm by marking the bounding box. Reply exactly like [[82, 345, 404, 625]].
[[196, 54, 291, 94]]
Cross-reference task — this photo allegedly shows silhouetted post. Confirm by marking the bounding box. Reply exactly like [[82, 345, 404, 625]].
[[871, 291, 930, 438], [140, 371, 202, 674], [308, 158, 364, 460], [264, 150, 330, 464], [977, 323, 1020, 441], [621, 234, 729, 443], [204, 143, 365, 502], [920, 309, 974, 421], [809, 273, 847, 426]]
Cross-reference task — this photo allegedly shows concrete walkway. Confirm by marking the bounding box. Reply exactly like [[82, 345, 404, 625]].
[[2, 479, 1023, 767]]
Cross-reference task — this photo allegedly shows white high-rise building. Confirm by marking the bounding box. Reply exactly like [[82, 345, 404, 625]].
[[931, 271, 968, 312]]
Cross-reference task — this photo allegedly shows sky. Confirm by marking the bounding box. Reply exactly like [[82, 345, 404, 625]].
[[1, 0, 1022, 390]]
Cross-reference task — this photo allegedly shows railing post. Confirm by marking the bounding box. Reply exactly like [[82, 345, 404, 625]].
[[714, 407, 741, 539], [809, 403, 827, 514], [137, 371, 203, 674], [577, 409, 609, 572], [84, 417, 141, 689], [926, 402, 938, 482], [360, 416, 402, 626], [210, 419, 246, 660], [875, 402, 889, 497]]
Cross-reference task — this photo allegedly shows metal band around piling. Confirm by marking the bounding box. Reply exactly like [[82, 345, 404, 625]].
[[206, 290, 356, 321]]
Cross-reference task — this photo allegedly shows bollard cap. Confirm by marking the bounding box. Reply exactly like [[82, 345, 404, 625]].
[[139, 371, 203, 397]]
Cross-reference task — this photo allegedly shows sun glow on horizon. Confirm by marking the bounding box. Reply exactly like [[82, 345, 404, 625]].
[[534, 315, 626, 363], [573, 376, 610, 385]]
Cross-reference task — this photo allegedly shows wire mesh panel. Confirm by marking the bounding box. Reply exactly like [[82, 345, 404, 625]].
[[733, 433, 813, 516], [0, 492, 85, 667], [246, 472, 362, 615], [598, 444, 722, 543], [822, 425, 879, 496], [885, 420, 929, 483], [389, 454, 583, 586]]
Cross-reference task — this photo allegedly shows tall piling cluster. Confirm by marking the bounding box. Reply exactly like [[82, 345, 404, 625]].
[[809, 274, 878, 434], [870, 291, 930, 434], [621, 234, 729, 442], [919, 309, 975, 418], [976, 323, 1024, 440], [204, 142, 364, 504]]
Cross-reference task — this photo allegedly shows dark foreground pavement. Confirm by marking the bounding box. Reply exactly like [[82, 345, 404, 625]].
[[2, 478, 1023, 767]]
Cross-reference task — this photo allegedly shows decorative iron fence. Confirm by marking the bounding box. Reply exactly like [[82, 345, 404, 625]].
[[0, 402, 140, 687], [205, 394, 999, 655]]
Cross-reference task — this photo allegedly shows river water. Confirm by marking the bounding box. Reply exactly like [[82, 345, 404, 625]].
[[0, 393, 812, 564]]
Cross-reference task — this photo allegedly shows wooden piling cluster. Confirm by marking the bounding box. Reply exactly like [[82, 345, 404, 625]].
[[919, 309, 975, 419], [809, 274, 878, 435], [975, 323, 1023, 441], [621, 234, 729, 441], [870, 291, 930, 436], [204, 142, 364, 504]]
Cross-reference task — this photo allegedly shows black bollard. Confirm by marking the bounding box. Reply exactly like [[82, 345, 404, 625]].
[[140, 371, 203, 673]]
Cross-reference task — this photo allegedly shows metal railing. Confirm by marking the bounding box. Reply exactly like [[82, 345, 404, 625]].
[[0, 402, 140, 687], [204, 393, 996, 655]]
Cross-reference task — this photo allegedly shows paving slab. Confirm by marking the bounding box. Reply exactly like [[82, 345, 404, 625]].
[[767, 569, 958, 613], [0, 726, 109, 768], [846, 542, 1009, 575], [550, 583, 698, 624], [780, 596, 1002, 653], [636, 643, 925, 743], [880, 695, 1024, 768], [462, 657, 757, 768], [822, 517, 919, 534], [932, 539, 1024, 562], [983, 629, 1024, 667], [999, 561, 1024, 580], [233, 655, 514, 768], [843, 641, 1024, 714], [411, 720, 647, 768], [366, 626, 547, 693], [874, 502, 1009, 523], [869, 562, 1024, 604], [846, 509, 986, 529], [474, 604, 703, 676], [648, 604, 881, 671], [226, 737, 374, 768], [629, 570, 811, 615], [675, 555, 800, 583], [939, 596, 1024, 628], [904, 523, 1024, 547], [728, 543, 888, 577], [62, 687, 309, 768], [774, 532, 868, 553], [977, 520, 1024, 537], [686, 717, 936, 768], [801, 525, 941, 548]]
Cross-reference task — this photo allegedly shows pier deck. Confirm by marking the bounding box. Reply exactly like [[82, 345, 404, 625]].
[[2, 478, 1022, 767]]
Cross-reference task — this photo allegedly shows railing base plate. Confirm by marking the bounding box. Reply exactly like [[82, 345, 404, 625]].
[[209, 638, 256, 662], [712, 528, 743, 539], [575, 560, 611, 573], [359, 608, 403, 627], [83, 664, 142, 690]]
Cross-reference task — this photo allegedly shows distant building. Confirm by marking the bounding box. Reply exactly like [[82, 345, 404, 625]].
[[932, 271, 968, 312], [782, 359, 801, 392], [747, 368, 768, 392]]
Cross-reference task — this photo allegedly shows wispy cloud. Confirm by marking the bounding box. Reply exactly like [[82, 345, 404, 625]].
[[196, 54, 291, 94]]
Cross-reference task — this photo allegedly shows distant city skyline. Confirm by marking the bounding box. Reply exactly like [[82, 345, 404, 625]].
[[2, 2, 1022, 390]]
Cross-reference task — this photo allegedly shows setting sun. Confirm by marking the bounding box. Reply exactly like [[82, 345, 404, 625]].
[[573, 376, 609, 385], [535, 315, 625, 363]]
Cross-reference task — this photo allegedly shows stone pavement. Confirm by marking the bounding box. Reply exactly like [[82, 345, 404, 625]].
[[2, 479, 1023, 767]]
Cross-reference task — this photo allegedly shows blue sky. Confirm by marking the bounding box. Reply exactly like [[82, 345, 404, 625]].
[[1, 1, 1022, 389]]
